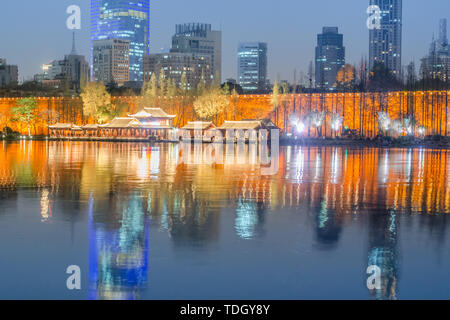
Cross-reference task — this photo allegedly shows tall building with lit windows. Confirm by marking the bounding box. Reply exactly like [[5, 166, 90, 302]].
[[315, 27, 345, 91], [90, 0, 150, 83], [369, 0, 402, 77], [237, 42, 267, 93], [170, 23, 222, 83]]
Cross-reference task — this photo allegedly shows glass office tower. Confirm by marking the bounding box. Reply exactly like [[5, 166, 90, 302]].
[[91, 0, 150, 83], [369, 0, 402, 77], [237, 42, 267, 93]]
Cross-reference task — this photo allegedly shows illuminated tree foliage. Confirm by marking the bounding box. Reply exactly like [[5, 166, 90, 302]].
[[80, 82, 111, 122], [11, 97, 39, 136], [193, 86, 230, 120]]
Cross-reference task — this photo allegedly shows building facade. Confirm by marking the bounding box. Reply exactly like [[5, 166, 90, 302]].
[[143, 53, 212, 90], [90, 0, 150, 82], [315, 27, 345, 91], [0, 59, 18, 87], [237, 42, 268, 93], [369, 0, 402, 77], [34, 37, 90, 92], [93, 39, 130, 86], [170, 23, 222, 83], [421, 19, 449, 82]]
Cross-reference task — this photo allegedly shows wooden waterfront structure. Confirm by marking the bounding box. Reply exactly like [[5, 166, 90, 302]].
[[48, 108, 176, 140]]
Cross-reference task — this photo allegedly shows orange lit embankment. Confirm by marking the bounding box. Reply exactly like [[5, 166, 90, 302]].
[[0, 91, 448, 137]]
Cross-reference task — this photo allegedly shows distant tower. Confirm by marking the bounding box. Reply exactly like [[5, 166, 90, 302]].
[[170, 23, 222, 83], [237, 42, 268, 93], [90, 0, 150, 83], [315, 27, 345, 91], [369, 0, 402, 77], [71, 32, 77, 55]]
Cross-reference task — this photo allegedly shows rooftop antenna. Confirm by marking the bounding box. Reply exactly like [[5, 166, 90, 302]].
[[70, 31, 77, 55]]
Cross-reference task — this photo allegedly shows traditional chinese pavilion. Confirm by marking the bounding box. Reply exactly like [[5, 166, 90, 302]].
[[48, 107, 177, 141]]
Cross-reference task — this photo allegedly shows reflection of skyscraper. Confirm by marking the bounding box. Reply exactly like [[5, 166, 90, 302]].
[[234, 198, 266, 240], [369, 0, 402, 77], [88, 193, 150, 300], [90, 0, 150, 82], [367, 209, 398, 300]]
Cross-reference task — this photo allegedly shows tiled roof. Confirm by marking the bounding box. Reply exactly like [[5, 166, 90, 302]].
[[48, 123, 80, 130], [103, 118, 142, 128], [218, 121, 262, 130], [182, 121, 216, 130], [143, 107, 176, 118]]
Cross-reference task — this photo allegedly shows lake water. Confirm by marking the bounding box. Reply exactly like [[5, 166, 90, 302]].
[[0, 141, 449, 300]]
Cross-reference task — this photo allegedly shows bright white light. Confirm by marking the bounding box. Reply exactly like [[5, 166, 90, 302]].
[[377, 112, 391, 132], [330, 114, 343, 132], [418, 126, 426, 136], [296, 122, 305, 133]]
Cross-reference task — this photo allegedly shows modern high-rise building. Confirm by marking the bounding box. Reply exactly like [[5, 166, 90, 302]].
[[421, 19, 449, 82], [0, 59, 18, 87], [369, 0, 402, 77], [143, 53, 212, 90], [170, 23, 222, 83], [93, 39, 130, 86], [90, 0, 150, 82], [315, 27, 345, 91], [33, 34, 89, 92], [237, 42, 268, 93]]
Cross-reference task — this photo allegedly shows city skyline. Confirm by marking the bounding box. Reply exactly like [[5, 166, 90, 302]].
[[0, 0, 449, 83]]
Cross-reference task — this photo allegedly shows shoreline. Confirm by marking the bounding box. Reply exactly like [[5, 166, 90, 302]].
[[1, 136, 449, 149]]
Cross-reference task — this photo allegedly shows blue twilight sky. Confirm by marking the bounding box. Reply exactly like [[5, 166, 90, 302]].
[[0, 0, 449, 83]]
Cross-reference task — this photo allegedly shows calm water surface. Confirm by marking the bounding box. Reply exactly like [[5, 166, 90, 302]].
[[0, 141, 449, 300]]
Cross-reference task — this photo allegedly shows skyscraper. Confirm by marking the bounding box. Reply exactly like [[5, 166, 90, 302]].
[[237, 42, 268, 93], [143, 53, 213, 90], [369, 0, 402, 77], [93, 39, 130, 86], [315, 27, 345, 91], [90, 0, 150, 83], [170, 23, 222, 83], [421, 19, 449, 82]]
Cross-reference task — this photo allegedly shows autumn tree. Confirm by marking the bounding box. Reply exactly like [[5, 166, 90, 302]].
[[335, 64, 356, 91], [80, 82, 111, 123], [271, 81, 281, 126], [11, 97, 39, 136], [140, 73, 158, 108], [193, 86, 230, 121]]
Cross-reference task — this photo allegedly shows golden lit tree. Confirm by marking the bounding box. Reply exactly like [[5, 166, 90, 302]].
[[193, 86, 230, 121], [11, 97, 39, 136], [80, 82, 111, 123], [335, 64, 356, 91]]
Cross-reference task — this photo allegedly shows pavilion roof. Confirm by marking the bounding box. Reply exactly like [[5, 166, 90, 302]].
[[48, 123, 81, 130], [128, 110, 154, 118], [102, 117, 143, 128], [81, 124, 99, 129], [143, 107, 176, 118], [182, 121, 216, 130], [218, 120, 262, 130]]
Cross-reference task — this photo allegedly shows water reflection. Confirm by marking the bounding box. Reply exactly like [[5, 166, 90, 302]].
[[88, 192, 150, 300], [0, 141, 449, 299]]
